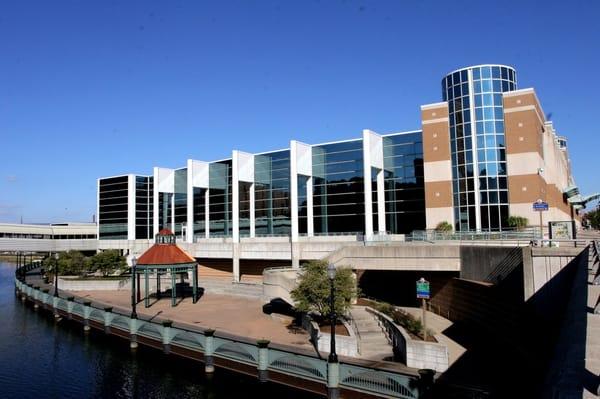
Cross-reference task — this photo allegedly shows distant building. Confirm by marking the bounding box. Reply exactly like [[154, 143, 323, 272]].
[[98, 65, 579, 241]]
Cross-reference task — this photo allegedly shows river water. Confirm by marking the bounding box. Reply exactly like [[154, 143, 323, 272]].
[[0, 262, 318, 399]]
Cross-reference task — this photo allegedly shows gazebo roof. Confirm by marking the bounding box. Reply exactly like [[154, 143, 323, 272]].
[[136, 229, 196, 266]]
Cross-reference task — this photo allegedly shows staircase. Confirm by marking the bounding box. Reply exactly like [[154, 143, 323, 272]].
[[350, 306, 394, 360]]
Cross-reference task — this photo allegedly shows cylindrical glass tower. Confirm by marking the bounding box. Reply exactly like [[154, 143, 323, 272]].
[[442, 65, 517, 231]]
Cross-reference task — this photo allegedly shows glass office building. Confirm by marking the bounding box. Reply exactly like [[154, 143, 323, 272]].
[[442, 65, 517, 231], [383, 132, 425, 234], [312, 140, 365, 234], [98, 65, 576, 241], [255, 150, 291, 236], [98, 176, 129, 239]]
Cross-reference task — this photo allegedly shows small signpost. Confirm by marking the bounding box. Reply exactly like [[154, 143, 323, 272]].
[[416, 278, 430, 341], [532, 199, 549, 239]]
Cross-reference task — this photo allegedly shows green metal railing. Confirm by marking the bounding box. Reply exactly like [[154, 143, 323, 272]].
[[407, 229, 539, 242], [14, 261, 421, 399]]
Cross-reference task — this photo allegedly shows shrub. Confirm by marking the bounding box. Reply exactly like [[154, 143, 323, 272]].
[[370, 300, 433, 340], [88, 250, 126, 276], [507, 215, 529, 231], [434, 221, 453, 232]]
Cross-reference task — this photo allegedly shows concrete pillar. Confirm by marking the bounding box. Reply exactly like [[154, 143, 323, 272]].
[[291, 240, 300, 269], [233, 243, 240, 282]]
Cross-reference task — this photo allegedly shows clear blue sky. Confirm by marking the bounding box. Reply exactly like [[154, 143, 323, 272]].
[[1, 0, 599, 223]]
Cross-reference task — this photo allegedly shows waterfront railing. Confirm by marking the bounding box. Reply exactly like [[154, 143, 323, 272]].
[[14, 262, 422, 399]]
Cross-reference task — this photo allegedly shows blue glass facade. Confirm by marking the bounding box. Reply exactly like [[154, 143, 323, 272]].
[[135, 176, 153, 239], [208, 160, 232, 237], [254, 150, 291, 236], [312, 140, 365, 234], [173, 168, 187, 236], [383, 132, 425, 234], [442, 65, 516, 231], [98, 176, 129, 239]]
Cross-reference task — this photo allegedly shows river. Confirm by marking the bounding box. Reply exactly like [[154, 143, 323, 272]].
[[0, 262, 318, 399]]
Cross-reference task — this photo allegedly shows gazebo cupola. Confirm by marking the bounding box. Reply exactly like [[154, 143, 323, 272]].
[[133, 229, 199, 308]]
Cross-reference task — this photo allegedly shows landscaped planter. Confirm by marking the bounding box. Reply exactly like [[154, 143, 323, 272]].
[[366, 307, 449, 372]]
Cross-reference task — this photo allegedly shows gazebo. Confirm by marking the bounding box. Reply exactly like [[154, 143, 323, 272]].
[[133, 229, 199, 308]]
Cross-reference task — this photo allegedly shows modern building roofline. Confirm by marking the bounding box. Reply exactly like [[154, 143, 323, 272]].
[[421, 102, 448, 110], [444, 64, 516, 77]]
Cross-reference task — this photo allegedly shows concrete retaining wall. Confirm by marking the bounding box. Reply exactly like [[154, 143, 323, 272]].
[[327, 244, 461, 271], [366, 307, 448, 372], [58, 276, 172, 292], [302, 316, 359, 358]]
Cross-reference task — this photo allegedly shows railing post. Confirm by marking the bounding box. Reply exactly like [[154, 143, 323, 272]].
[[327, 361, 340, 399], [53, 296, 61, 321], [83, 301, 92, 333], [129, 317, 141, 350], [67, 296, 75, 320], [162, 320, 174, 354], [257, 339, 270, 382], [103, 307, 113, 334], [204, 329, 215, 374]]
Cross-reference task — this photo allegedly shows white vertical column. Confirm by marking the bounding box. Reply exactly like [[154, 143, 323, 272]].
[[232, 151, 240, 282], [250, 183, 255, 238], [170, 193, 175, 233], [152, 167, 159, 238], [377, 169, 386, 234], [307, 176, 314, 237], [96, 178, 100, 239], [127, 175, 136, 240], [232, 151, 240, 243], [363, 132, 374, 239], [186, 161, 194, 243], [204, 188, 210, 239], [363, 129, 384, 239], [290, 142, 299, 242]]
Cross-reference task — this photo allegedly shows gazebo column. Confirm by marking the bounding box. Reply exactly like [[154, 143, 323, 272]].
[[156, 271, 161, 299], [144, 269, 150, 308], [171, 272, 176, 307], [192, 265, 198, 303]]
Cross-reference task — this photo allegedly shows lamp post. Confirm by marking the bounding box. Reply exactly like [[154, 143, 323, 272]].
[[53, 253, 59, 297], [131, 257, 137, 319], [327, 263, 338, 363], [327, 263, 339, 399]]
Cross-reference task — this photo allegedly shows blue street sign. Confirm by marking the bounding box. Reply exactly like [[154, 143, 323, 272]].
[[532, 201, 549, 211], [416, 278, 430, 299]]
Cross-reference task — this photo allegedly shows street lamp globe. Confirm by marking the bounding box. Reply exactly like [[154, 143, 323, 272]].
[[327, 263, 336, 280]]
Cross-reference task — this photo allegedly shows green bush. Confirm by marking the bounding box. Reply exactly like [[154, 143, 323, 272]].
[[507, 215, 529, 231], [369, 300, 432, 340], [434, 221, 453, 232], [88, 250, 126, 276]]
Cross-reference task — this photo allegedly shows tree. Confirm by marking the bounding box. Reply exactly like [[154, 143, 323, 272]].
[[507, 215, 529, 231], [88, 250, 126, 276], [291, 260, 357, 318], [57, 251, 88, 276], [584, 208, 600, 230]]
